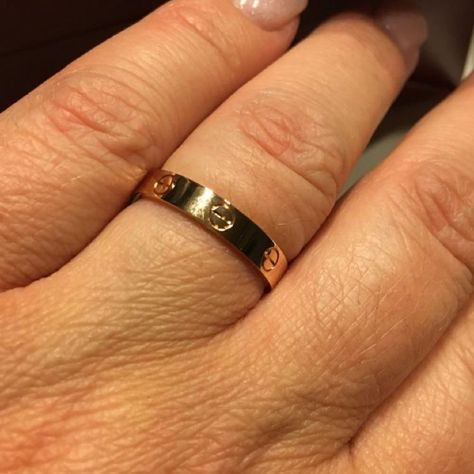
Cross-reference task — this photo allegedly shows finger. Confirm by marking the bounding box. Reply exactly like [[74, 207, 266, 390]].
[[50, 3, 427, 335], [0, 0, 299, 290], [350, 299, 474, 474], [231, 73, 474, 467]]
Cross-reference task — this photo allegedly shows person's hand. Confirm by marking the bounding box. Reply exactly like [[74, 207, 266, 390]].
[[1, 0, 473, 472]]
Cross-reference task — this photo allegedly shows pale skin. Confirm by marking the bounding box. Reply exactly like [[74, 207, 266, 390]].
[[0, 0, 473, 472]]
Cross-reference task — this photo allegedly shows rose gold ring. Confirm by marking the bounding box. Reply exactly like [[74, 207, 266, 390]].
[[132, 169, 288, 290]]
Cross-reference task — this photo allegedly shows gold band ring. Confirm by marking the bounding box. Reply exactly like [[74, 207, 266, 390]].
[[132, 169, 288, 289]]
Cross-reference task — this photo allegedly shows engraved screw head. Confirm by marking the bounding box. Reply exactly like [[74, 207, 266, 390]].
[[262, 247, 280, 272], [210, 201, 235, 232], [153, 174, 175, 197]]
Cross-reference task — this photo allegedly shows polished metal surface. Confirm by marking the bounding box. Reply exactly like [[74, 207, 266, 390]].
[[133, 169, 288, 289]]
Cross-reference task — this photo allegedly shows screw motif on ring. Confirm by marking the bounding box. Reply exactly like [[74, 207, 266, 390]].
[[153, 174, 176, 197], [262, 247, 280, 272], [210, 201, 236, 232]]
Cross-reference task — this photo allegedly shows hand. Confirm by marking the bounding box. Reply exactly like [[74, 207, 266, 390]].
[[1, 0, 472, 472]]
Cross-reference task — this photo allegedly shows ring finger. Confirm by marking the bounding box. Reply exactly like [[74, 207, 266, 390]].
[[31, 2, 428, 337]]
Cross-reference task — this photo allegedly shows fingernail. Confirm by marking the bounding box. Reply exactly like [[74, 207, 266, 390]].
[[233, 0, 308, 31], [375, 1, 428, 70]]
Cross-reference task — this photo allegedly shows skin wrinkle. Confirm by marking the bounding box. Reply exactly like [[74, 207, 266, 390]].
[[43, 78, 158, 177], [411, 165, 474, 272], [302, 250, 388, 342], [387, 183, 474, 298], [350, 304, 474, 474], [238, 94, 343, 211], [59, 65, 172, 156]]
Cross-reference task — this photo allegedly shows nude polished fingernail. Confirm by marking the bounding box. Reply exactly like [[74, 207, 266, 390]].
[[375, 1, 428, 70], [233, 0, 308, 30]]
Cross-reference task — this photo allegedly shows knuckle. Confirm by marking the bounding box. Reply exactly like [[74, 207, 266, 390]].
[[326, 13, 404, 83], [238, 92, 347, 208], [41, 68, 160, 174], [398, 161, 474, 273], [162, 0, 243, 74]]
